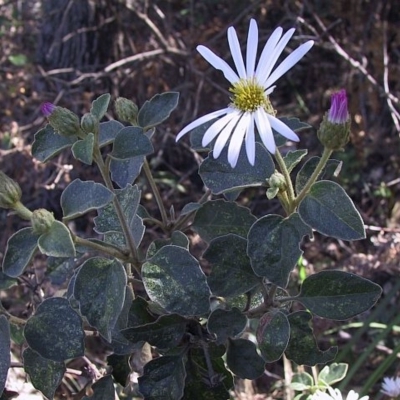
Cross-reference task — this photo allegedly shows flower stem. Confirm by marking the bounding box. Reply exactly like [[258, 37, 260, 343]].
[[294, 147, 333, 208], [142, 158, 169, 229], [93, 149, 141, 273], [274, 148, 296, 214], [74, 236, 130, 261]]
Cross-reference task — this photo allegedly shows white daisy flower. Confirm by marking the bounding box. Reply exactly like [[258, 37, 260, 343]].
[[311, 387, 369, 400], [176, 18, 314, 167], [381, 376, 400, 397]]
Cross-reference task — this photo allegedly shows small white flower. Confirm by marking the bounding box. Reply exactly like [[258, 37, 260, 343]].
[[311, 387, 369, 400], [381, 376, 400, 397], [176, 19, 314, 167]]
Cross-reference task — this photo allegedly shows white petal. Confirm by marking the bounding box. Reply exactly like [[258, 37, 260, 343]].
[[202, 110, 237, 146], [228, 113, 250, 167], [197, 45, 239, 83], [213, 113, 241, 158], [255, 27, 284, 82], [264, 40, 314, 88], [246, 19, 258, 77], [268, 114, 299, 142], [245, 113, 256, 165], [258, 28, 295, 86], [228, 27, 246, 79], [255, 109, 276, 153], [176, 108, 229, 141]]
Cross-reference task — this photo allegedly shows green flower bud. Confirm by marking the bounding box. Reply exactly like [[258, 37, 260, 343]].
[[81, 113, 99, 134], [114, 97, 138, 124], [267, 171, 286, 200], [0, 171, 22, 209], [31, 208, 55, 234], [41, 102, 82, 137], [317, 90, 351, 150]]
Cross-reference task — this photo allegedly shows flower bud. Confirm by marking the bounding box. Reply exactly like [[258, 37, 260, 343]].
[[0, 171, 22, 209], [81, 113, 99, 134], [41, 102, 82, 137], [31, 208, 55, 234], [318, 90, 351, 150], [114, 97, 139, 124], [267, 171, 286, 199]]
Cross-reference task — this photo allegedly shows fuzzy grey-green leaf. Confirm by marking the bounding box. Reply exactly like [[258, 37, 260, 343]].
[[298, 180, 365, 240], [23, 347, 66, 399], [297, 270, 382, 320], [111, 126, 153, 160], [38, 221, 76, 257], [61, 179, 114, 219], [24, 297, 85, 361], [0, 316, 10, 395], [2, 227, 39, 277], [73, 257, 127, 341], [71, 133, 94, 164], [90, 93, 110, 120], [142, 245, 210, 316]]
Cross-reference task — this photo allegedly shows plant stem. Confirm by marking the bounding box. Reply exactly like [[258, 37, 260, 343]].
[[13, 201, 33, 220], [274, 148, 296, 214], [142, 158, 169, 229], [173, 189, 211, 232], [294, 147, 333, 208], [74, 236, 129, 261], [93, 149, 141, 273], [0, 301, 26, 325]]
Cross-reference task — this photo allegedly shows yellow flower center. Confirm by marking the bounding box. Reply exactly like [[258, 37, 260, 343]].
[[229, 78, 276, 115]]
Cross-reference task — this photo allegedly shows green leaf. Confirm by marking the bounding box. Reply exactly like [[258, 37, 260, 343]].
[[290, 372, 314, 391], [24, 297, 85, 362], [61, 179, 114, 219], [82, 375, 116, 400], [226, 338, 265, 380], [295, 156, 341, 194], [199, 143, 274, 194], [297, 270, 382, 320], [204, 234, 260, 297], [138, 92, 179, 129], [318, 363, 348, 386], [90, 93, 110, 120], [8, 53, 28, 66], [98, 120, 124, 147], [23, 347, 65, 399], [142, 245, 210, 316], [110, 156, 145, 188], [180, 202, 201, 216], [184, 345, 232, 399], [257, 310, 290, 363], [94, 183, 140, 234], [138, 356, 186, 400], [207, 308, 247, 344], [38, 221, 76, 257], [247, 213, 312, 287], [108, 286, 140, 355], [283, 149, 308, 174], [71, 133, 94, 164], [103, 214, 145, 248], [2, 227, 39, 277], [189, 119, 215, 151], [298, 181, 365, 240], [122, 314, 187, 349], [285, 311, 337, 366], [107, 353, 131, 387], [0, 316, 10, 395], [73, 257, 127, 341], [147, 231, 189, 259], [111, 126, 153, 160], [192, 200, 256, 242], [32, 124, 77, 162]]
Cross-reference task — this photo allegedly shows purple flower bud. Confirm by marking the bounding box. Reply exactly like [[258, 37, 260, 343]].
[[317, 89, 351, 150], [41, 102, 56, 117], [327, 89, 349, 124]]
